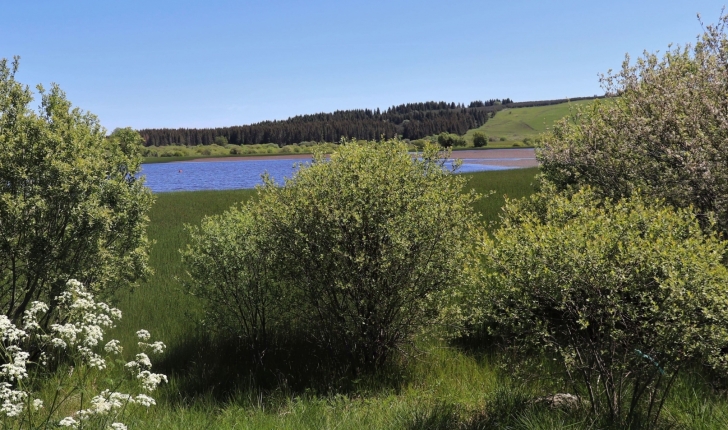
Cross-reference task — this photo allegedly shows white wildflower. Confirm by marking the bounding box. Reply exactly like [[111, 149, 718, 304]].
[[23, 301, 48, 330], [104, 339, 123, 355], [0, 315, 27, 342], [133, 393, 156, 407], [0, 382, 27, 417], [136, 370, 167, 392], [134, 353, 151, 369], [59, 416, 78, 427], [109, 392, 133, 404], [88, 354, 106, 370], [82, 324, 104, 346], [51, 337, 68, 349], [148, 341, 166, 354], [0, 279, 164, 426], [1, 351, 29, 381], [32, 398, 43, 410], [51, 323, 81, 346]]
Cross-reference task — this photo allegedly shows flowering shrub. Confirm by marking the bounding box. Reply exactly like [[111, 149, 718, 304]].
[[537, 14, 728, 234], [0, 280, 166, 429]]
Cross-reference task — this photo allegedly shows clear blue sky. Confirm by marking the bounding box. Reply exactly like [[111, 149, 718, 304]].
[[2, 1, 725, 131]]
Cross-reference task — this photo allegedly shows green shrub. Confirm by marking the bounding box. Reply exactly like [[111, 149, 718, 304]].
[[411, 139, 428, 150], [537, 15, 728, 234], [0, 58, 153, 323], [437, 132, 465, 148], [483, 186, 728, 426], [183, 205, 284, 356], [472, 132, 488, 148], [256, 139, 481, 369]]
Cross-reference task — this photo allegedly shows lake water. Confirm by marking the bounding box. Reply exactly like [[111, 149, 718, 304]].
[[140, 158, 515, 193]]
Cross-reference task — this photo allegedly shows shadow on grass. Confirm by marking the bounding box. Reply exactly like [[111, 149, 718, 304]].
[[404, 390, 559, 430], [404, 390, 602, 430], [156, 330, 410, 406]]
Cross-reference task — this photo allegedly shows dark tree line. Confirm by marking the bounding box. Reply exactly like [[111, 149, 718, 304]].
[[138, 100, 501, 147], [137, 96, 603, 147], [468, 98, 513, 107]]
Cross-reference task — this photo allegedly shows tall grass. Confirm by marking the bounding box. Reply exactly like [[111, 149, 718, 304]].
[[112, 189, 257, 350], [462, 167, 539, 230]]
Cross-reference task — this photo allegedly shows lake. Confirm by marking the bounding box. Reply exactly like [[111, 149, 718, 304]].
[[140, 157, 517, 193]]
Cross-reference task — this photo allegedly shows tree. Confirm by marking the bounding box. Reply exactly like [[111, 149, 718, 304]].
[[472, 132, 487, 148], [437, 132, 465, 148], [537, 15, 728, 234], [257, 139, 481, 369], [483, 186, 728, 426], [0, 57, 153, 323]]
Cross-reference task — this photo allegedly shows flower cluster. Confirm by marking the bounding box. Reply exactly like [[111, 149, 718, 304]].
[[0, 279, 166, 429]]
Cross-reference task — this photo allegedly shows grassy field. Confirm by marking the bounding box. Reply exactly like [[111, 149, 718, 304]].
[[107, 167, 728, 429], [463, 100, 593, 147]]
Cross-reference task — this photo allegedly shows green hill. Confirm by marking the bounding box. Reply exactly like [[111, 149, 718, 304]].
[[462, 99, 594, 147]]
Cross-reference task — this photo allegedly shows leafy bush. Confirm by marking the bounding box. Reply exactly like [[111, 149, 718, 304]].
[[483, 186, 728, 426], [537, 15, 728, 234], [0, 58, 153, 324], [437, 132, 466, 148], [184, 205, 285, 357], [242, 139, 481, 369], [472, 132, 488, 148]]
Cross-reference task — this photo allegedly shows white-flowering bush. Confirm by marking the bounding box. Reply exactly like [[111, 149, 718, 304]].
[[0, 279, 166, 429], [537, 14, 728, 234]]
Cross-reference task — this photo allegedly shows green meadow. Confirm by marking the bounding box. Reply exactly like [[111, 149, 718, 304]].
[[106, 167, 728, 429], [463, 100, 594, 147]]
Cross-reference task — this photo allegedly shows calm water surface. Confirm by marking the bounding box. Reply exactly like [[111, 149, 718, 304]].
[[140, 158, 514, 193]]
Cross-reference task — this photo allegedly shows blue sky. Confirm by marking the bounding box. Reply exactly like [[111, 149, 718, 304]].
[[2, 1, 725, 130]]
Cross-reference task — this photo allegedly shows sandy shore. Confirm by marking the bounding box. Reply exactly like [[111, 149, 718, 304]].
[[186, 148, 538, 168], [450, 149, 538, 168]]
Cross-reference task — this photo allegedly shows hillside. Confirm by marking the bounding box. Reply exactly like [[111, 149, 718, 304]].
[[463, 99, 594, 145]]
